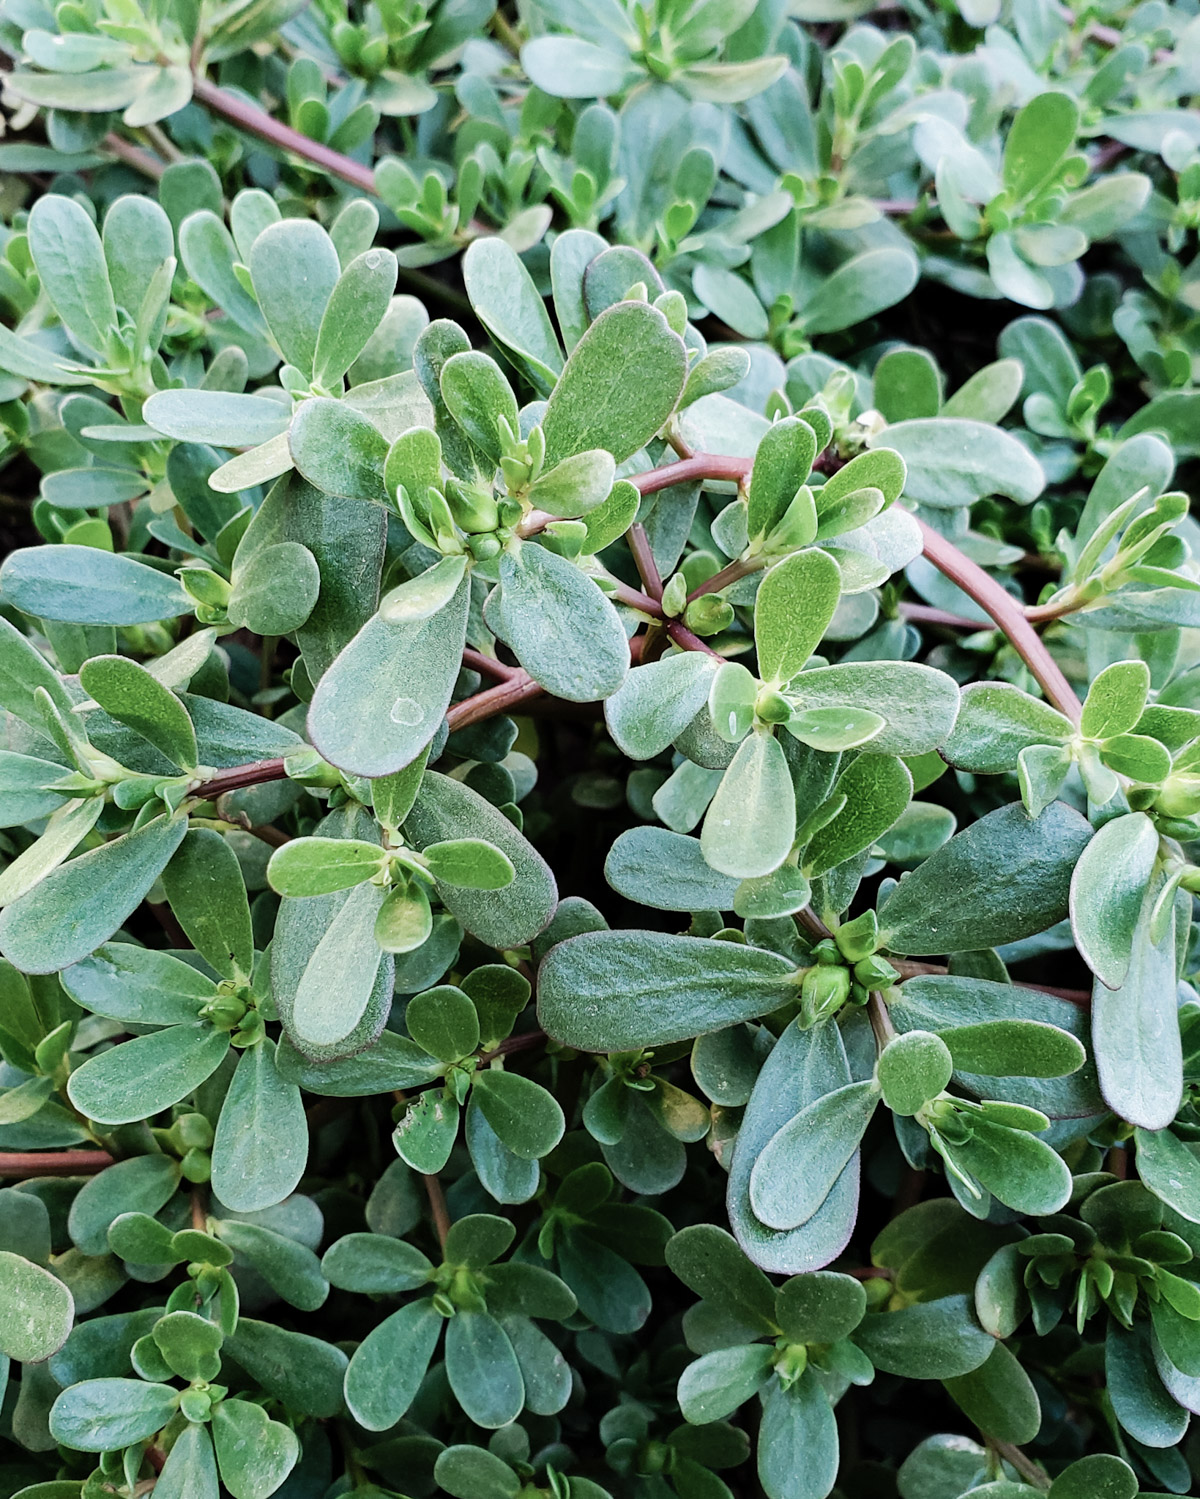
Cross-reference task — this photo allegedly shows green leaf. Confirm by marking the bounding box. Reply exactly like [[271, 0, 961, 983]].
[[425, 839, 515, 890], [1081, 660, 1151, 740], [1047, 1455, 1138, 1499], [0, 752, 74, 829], [308, 566, 470, 777], [1070, 812, 1158, 989], [521, 37, 635, 99], [473, 1070, 565, 1159], [943, 1341, 1041, 1444], [537, 931, 796, 1050], [214, 1222, 327, 1313], [702, 732, 795, 881], [788, 663, 960, 757], [227, 542, 321, 637], [526, 449, 617, 518], [393, 1088, 459, 1172], [440, 351, 519, 463], [774, 1272, 866, 1344], [143, 390, 292, 447], [678, 1344, 775, 1423], [877, 801, 1093, 955], [755, 550, 841, 686], [747, 417, 817, 542], [267, 837, 389, 898], [250, 219, 341, 374], [434, 1446, 520, 1499], [288, 399, 389, 502], [1092, 885, 1182, 1131], [802, 755, 912, 878], [49, 1378, 178, 1451], [799, 247, 918, 336], [461, 238, 564, 396], [61, 943, 213, 1025], [877, 1032, 953, 1116], [288, 880, 388, 1054], [749, 1079, 879, 1231], [27, 195, 117, 359], [69, 1152, 179, 1255], [343, 1298, 443, 1430], [757, 1371, 840, 1499], [0, 616, 75, 729], [321, 1233, 434, 1293], [1003, 91, 1080, 199], [152, 1310, 223, 1381], [313, 248, 399, 388], [939, 1020, 1085, 1078], [1100, 734, 1170, 782], [869, 420, 1045, 507], [942, 682, 1074, 773], [0, 814, 187, 974], [403, 772, 558, 948], [0, 1252, 73, 1361], [0, 546, 190, 625], [223, 1319, 347, 1418], [444, 1309, 524, 1428], [851, 1295, 993, 1378], [873, 349, 941, 423], [211, 1040, 307, 1212], [78, 655, 196, 772], [946, 1115, 1072, 1216], [0, 799, 104, 910], [1136, 1127, 1200, 1225], [605, 826, 739, 912], [68, 1022, 230, 1125], [541, 300, 687, 466], [406, 984, 480, 1061], [604, 652, 720, 759], [178, 209, 270, 340], [211, 1399, 300, 1499], [666, 1224, 778, 1331], [496, 543, 630, 702]]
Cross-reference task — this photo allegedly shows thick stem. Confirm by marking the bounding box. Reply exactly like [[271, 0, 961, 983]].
[[191, 75, 378, 193], [687, 554, 762, 602], [990, 1442, 1050, 1491], [628, 524, 664, 600], [197, 757, 289, 798], [104, 133, 167, 180], [445, 670, 543, 731], [422, 1172, 452, 1250], [632, 454, 751, 497], [917, 518, 1082, 723], [0, 1149, 113, 1177], [462, 647, 516, 681]]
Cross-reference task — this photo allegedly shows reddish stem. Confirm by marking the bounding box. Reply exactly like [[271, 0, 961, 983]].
[[633, 454, 751, 497], [917, 519, 1082, 723], [628, 524, 664, 600], [191, 75, 378, 193], [899, 601, 981, 630], [0, 1150, 113, 1177], [446, 670, 543, 731], [197, 757, 288, 797], [463, 647, 516, 680]]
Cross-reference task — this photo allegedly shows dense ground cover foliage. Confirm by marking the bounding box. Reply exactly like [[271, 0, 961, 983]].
[[2, 0, 1200, 1495]]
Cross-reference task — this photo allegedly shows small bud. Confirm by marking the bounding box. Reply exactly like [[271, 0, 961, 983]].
[[683, 594, 734, 636], [661, 571, 688, 618]]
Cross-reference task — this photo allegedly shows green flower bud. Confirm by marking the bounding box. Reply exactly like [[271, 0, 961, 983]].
[[800, 963, 851, 1027], [683, 595, 734, 636]]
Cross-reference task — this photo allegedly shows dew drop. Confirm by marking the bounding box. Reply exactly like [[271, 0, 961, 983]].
[[389, 697, 424, 726], [728, 711, 738, 737]]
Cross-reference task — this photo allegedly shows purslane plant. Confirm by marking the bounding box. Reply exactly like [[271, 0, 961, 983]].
[[3, 2, 1200, 1498]]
